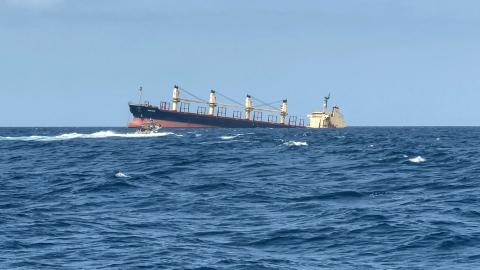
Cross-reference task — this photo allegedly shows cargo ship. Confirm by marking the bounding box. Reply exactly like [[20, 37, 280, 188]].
[[128, 85, 346, 129]]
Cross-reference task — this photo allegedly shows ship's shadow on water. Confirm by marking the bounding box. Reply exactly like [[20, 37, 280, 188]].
[[1, 127, 480, 269]]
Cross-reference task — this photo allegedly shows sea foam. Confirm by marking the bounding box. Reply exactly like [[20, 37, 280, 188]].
[[283, 141, 308, 147], [409, 156, 426, 163], [115, 172, 130, 178], [0, 130, 175, 142], [220, 134, 242, 140]]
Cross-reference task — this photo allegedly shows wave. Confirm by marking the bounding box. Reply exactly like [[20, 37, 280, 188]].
[[0, 130, 175, 141], [220, 134, 243, 140], [283, 141, 308, 147], [293, 191, 364, 202], [409, 156, 426, 163], [115, 171, 130, 178]]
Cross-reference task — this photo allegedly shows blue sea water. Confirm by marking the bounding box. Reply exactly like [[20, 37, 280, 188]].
[[1, 127, 480, 269]]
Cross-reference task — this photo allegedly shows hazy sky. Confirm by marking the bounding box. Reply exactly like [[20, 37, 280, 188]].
[[1, 0, 479, 126]]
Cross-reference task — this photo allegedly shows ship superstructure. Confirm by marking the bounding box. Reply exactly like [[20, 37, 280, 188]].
[[307, 94, 346, 128], [128, 85, 346, 129]]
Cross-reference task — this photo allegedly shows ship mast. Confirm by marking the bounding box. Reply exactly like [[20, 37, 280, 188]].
[[280, 99, 287, 124], [139, 86, 143, 104], [323, 93, 330, 113], [172, 85, 180, 111]]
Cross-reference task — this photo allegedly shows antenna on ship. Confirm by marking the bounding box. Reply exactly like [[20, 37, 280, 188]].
[[323, 93, 330, 112], [139, 86, 143, 104]]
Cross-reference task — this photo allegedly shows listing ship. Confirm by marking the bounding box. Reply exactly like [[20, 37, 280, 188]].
[[307, 94, 347, 128], [128, 85, 346, 129]]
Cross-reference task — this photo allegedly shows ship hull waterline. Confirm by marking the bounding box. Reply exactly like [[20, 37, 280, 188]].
[[128, 104, 304, 128]]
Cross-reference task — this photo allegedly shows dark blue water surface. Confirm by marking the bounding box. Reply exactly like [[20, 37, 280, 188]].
[[1, 127, 480, 269]]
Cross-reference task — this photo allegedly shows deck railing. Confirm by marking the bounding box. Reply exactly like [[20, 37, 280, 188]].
[[197, 106, 207, 115], [133, 100, 305, 127], [160, 101, 171, 110], [216, 107, 227, 117]]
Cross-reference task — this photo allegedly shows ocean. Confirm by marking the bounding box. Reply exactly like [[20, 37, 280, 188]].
[[1, 127, 479, 269]]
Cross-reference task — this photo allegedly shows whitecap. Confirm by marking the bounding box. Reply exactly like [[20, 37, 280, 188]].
[[409, 156, 426, 163], [220, 134, 242, 140], [283, 141, 308, 147], [0, 130, 175, 141], [115, 171, 129, 178]]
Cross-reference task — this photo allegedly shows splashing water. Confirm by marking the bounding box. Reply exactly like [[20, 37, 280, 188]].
[[115, 172, 129, 178], [283, 141, 308, 147], [220, 134, 243, 140], [409, 156, 427, 163], [0, 130, 175, 142]]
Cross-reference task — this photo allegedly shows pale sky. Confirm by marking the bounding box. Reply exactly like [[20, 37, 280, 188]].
[[1, 0, 479, 126]]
